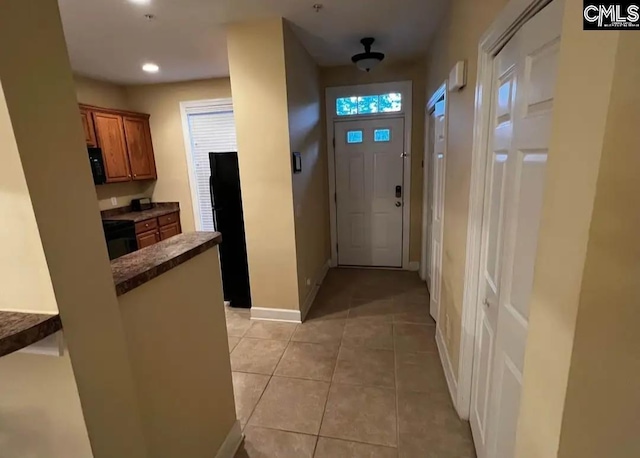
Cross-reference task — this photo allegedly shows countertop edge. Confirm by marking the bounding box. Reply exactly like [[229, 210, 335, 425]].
[[0, 313, 62, 358], [114, 232, 222, 296]]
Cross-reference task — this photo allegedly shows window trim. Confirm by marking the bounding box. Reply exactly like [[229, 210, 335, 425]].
[[180, 98, 234, 231]]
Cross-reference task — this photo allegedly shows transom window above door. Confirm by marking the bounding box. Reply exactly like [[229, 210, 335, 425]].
[[336, 93, 402, 116]]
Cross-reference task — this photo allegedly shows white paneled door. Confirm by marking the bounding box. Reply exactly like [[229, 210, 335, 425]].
[[335, 118, 405, 267], [430, 99, 446, 321], [470, 1, 563, 457]]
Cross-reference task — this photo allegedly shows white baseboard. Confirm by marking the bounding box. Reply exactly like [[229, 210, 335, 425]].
[[436, 325, 461, 416], [251, 260, 331, 324], [301, 260, 331, 321], [408, 261, 420, 271], [251, 307, 302, 323], [215, 420, 243, 458]]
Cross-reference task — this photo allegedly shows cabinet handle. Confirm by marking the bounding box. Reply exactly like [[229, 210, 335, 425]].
[[145, 223, 149, 227], [133, 174, 137, 178]]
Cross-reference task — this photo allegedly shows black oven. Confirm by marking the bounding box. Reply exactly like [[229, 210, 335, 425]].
[[102, 220, 137, 260]]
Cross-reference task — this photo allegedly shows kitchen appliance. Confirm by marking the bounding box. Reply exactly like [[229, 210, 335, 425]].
[[131, 197, 152, 211], [102, 220, 137, 260], [88, 147, 106, 185], [209, 152, 252, 308]]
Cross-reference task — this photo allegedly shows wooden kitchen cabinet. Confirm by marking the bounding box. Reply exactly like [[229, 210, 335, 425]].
[[134, 211, 182, 249], [80, 108, 97, 147], [159, 222, 181, 240], [137, 229, 161, 249], [123, 116, 157, 181], [80, 104, 157, 183], [93, 112, 131, 183]]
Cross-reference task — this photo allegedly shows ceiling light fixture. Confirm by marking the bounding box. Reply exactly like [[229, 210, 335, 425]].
[[351, 37, 385, 73], [129, 0, 151, 5], [142, 63, 159, 73]]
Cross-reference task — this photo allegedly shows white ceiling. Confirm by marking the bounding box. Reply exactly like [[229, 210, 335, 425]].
[[58, 0, 447, 84]]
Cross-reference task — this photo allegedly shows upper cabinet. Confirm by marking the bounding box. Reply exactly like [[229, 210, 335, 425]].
[[123, 116, 157, 180], [80, 104, 157, 184], [80, 107, 97, 147]]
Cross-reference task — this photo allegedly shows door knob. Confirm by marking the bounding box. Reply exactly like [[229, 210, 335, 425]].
[[483, 298, 491, 307], [395, 202, 402, 207]]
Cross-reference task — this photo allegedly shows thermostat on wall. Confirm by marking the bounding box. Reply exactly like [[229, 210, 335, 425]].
[[449, 61, 466, 92]]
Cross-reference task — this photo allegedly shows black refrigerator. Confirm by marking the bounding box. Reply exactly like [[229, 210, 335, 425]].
[[209, 152, 252, 308]]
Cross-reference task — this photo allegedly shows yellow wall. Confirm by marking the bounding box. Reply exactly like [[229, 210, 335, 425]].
[[320, 60, 426, 263], [227, 18, 301, 311], [283, 21, 330, 307], [425, 0, 509, 375], [118, 249, 237, 458], [0, 351, 92, 457], [0, 0, 148, 455]]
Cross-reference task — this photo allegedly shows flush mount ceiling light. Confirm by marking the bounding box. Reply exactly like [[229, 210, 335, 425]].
[[142, 63, 159, 73], [129, 0, 151, 4], [351, 37, 385, 72]]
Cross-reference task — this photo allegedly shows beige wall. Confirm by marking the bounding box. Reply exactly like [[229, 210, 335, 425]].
[[0, 81, 57, 313], [283, 21, 330, 306], [227, 18, 301, 311], [0, 0, 148, 455], [119, 248, 237, 458], [0, 351, 92, 457], [425, 0, 509, 374], [125, 78, 232, 231], [320, 60, 426, 263]]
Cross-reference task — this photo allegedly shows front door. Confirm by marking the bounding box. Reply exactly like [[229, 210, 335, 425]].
[[470, 1, 563, 457], [335, 117, 405, 267]]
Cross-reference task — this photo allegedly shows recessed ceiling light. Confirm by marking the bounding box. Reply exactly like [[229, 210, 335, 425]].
[[129, 0, 151, 5], [142, 63, 159, 73]]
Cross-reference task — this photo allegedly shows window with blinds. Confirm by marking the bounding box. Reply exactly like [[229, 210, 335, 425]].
[[184, 99, 237, 231]]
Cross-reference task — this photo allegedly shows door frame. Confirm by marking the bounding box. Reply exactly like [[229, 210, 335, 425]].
[[325, 81, 413, 270], [179, 97, 234, 231], [456, 0, 555, 419], [420, 82, 448, 288]]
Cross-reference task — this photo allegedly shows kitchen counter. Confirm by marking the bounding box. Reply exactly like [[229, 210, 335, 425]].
[[0, 311, 62, 358], [111, 231, 222, 296], [102, 202, 179, 223]]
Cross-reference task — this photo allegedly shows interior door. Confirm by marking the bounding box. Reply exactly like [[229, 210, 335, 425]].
[[335, 117, 405, 267], [430, 100, 445, 321], [470, 1, 563, 457]]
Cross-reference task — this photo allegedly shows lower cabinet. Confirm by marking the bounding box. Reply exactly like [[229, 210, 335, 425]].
[[137, 229, 160, 249], [135, 212, 181, 250]]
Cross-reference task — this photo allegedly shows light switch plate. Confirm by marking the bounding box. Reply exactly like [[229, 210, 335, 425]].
[[110, 197, 118, 206]]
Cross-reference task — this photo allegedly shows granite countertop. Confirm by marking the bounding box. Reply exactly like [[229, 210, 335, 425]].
[[102, 202, 180, 223], [111, 231, 222, 296], [0, 311, 62, 358]]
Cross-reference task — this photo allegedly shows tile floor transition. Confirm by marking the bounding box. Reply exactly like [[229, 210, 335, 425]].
[[227, 268, 476, 458]]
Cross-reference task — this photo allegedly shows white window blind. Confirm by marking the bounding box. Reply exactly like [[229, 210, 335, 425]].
[[185, 99, 237, 231]]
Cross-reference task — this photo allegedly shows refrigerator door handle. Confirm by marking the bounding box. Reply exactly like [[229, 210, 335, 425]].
[[209, 175, 218, 231]]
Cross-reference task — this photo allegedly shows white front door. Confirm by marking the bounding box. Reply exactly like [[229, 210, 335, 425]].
[[430, 100, 446, 321], [470, 1, 563, 457], [335, 117, 405, 267]]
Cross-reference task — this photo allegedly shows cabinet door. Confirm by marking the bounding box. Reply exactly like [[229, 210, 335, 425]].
[[123, 116, 157, 181], [93, 112, 131, 182], [80, 108, 97, 147], [136, 229, 160, 249], [159, 222, 181, 241]]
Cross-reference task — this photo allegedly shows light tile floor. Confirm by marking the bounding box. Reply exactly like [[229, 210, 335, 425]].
[[227, 268, 476, 458]]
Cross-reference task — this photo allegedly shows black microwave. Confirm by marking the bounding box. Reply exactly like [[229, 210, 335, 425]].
[[88, 147, 107, 185]]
